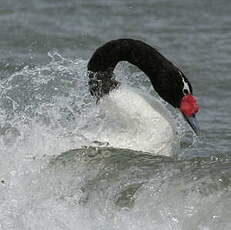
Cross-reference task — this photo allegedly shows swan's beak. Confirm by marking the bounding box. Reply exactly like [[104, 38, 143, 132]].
[[182, 113, 200, 135]]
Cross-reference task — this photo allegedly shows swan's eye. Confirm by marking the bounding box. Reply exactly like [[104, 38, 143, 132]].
[[183, 89, 189, 95]]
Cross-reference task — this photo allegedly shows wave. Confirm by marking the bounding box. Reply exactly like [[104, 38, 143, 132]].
[[1, 146, 230, 229]]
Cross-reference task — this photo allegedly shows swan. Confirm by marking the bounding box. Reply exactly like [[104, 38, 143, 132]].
[[87, 39, 200, 155]]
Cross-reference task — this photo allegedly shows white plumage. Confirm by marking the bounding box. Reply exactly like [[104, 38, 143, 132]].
[[95, 87, 177, 156]]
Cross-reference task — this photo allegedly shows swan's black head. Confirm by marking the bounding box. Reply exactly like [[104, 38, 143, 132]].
[[153, 69, 192, 108], [153, 69, 200, 134]]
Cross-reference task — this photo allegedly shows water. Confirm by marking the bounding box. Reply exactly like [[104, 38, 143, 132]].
[[0, 0, 231, 229]]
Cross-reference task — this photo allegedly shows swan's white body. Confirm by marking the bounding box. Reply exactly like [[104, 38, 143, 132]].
[[94, 87, 177, 156]]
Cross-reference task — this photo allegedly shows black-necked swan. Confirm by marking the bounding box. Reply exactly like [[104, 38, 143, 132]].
[[87, 39, 200, 155]]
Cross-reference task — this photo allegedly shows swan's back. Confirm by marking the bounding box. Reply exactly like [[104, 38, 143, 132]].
[[96, 87, 176, 156]]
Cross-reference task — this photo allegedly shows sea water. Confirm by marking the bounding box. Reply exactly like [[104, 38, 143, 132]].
[[0, 0, 231, 229]]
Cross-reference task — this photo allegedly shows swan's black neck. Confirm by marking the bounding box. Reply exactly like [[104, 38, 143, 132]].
[[87, 38, 192, 107]]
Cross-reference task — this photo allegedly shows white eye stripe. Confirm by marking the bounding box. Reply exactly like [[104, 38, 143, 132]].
[[182, 77, 190, 95], [178, 71, 190, 95]]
